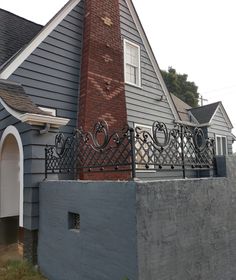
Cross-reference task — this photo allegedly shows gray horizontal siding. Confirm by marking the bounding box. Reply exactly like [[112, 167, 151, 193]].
[[120, 0, 180, 179], [119, 0, 175, 129], [208, 107, 233, 155], [1, 1, 85, 230], [9, 1, 85, 135], [16, 0, 84, 225]]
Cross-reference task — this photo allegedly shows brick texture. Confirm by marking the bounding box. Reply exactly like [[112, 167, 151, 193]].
[[78, 0, 130, 180]]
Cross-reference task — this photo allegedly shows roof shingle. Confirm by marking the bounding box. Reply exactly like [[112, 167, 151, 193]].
[[170, 93, 192, 122], [0, 79, 49, 115], [0, 9, 42, 67], [188, 102, 220, 124]]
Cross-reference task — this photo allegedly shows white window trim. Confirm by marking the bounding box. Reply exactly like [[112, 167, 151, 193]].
[[215, 135, 228, 156], [0, 126, 24, 227], [124, 39, 141, 88], [134, 123, 155, 172]]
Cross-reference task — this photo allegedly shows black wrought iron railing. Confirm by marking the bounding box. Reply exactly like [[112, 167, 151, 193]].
[[45, 120, 215, 179]]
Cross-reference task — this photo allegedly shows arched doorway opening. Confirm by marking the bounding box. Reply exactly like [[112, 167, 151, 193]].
[[0, 126, 24, 260]]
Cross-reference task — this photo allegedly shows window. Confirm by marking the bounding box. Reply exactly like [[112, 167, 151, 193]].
[[135, 124, 154, 170], [124, 39, 141, 87], [215, 135, 227, 155]]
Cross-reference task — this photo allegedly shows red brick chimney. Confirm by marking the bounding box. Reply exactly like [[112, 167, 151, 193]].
[[78, 0, 130, 180]]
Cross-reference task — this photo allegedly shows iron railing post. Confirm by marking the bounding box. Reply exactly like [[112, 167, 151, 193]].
[[130, 127, 136, 179], [180, 125, 186, 179]]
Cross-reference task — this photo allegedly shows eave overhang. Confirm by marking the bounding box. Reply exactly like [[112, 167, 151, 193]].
[[0, 97, 69, 128]]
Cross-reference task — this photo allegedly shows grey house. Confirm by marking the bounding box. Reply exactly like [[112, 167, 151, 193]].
[[171, 93, 235, 156], [0, 0, 234, 268]]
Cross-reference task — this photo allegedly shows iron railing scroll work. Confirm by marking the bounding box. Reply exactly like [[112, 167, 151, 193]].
[[45, 121, 132, 179], [45, 120, 216, 179]]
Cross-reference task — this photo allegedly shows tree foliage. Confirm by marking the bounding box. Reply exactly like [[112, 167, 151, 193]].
[[161, 67, 199, 107]]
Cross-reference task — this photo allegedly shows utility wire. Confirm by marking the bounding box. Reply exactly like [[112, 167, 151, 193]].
[[202, 84, 236, 94]]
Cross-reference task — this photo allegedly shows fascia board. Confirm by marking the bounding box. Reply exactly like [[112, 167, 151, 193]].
[[20, 113, 69, 127]]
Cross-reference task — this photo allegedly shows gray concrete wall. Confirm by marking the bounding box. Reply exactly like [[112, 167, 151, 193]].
[[134, 156, 236, 280], [38, 157, 236, 280], [38, 181, 138, 280], [136, 175, 236, 280]]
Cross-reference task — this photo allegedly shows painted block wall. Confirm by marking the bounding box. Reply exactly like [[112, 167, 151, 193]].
[[38, 181, 138, 280], [136, 177, 236, 279], [39, 157, 236, 280]]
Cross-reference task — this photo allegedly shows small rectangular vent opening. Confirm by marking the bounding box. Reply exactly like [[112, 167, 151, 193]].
[[68, 212, 80, 231]]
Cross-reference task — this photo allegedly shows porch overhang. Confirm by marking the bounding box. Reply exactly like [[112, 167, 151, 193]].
[[0, 80, 69, 128]]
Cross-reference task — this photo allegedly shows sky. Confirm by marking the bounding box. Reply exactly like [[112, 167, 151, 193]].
[[1, 0, 236, 150]]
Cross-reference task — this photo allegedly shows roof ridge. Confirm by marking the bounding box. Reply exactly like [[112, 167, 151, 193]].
[[189, 101, 220, 111]]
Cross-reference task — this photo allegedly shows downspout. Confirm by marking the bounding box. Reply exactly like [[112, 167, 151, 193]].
[[39, 123, 50, 134]]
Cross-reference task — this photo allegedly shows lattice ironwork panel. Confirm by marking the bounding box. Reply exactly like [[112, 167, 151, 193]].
[[45, 120, 216, 179], [45, 121, 132, 177], [134, 122, 215, 176]]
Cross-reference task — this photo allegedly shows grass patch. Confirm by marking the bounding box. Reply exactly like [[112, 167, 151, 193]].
[[0, 260, 47, 280]]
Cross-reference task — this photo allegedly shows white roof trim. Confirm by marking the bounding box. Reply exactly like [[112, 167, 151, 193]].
[[0, 97, 22, 119], [188, 111, 199, 124], [20, 113, 69, 127], [209, 102, 233, 129], [0, 97, 69, 128], [125, 0, 179, 121], [0, 0, 81, 79], [208, 103, 220, 125]]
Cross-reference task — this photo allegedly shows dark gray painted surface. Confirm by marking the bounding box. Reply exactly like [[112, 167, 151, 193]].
[[136, 158, 236, 280], [38, 157, 236, 280], [38, 181, 138, 280]]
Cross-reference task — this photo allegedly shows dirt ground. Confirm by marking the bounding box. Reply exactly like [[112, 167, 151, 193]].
[[0, 243, 23, 265]]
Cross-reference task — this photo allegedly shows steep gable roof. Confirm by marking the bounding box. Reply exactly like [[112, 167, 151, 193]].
[[189, 101, 233, 129], [189, 102, 220, 124], [0, 9, 42, 67], [0, 0, 81, 79], [170, 93, 192, 122]]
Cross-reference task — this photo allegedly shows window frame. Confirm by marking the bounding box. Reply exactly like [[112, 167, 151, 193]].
[[123, 39, 141, 88], [215, 135, 228, 156]]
